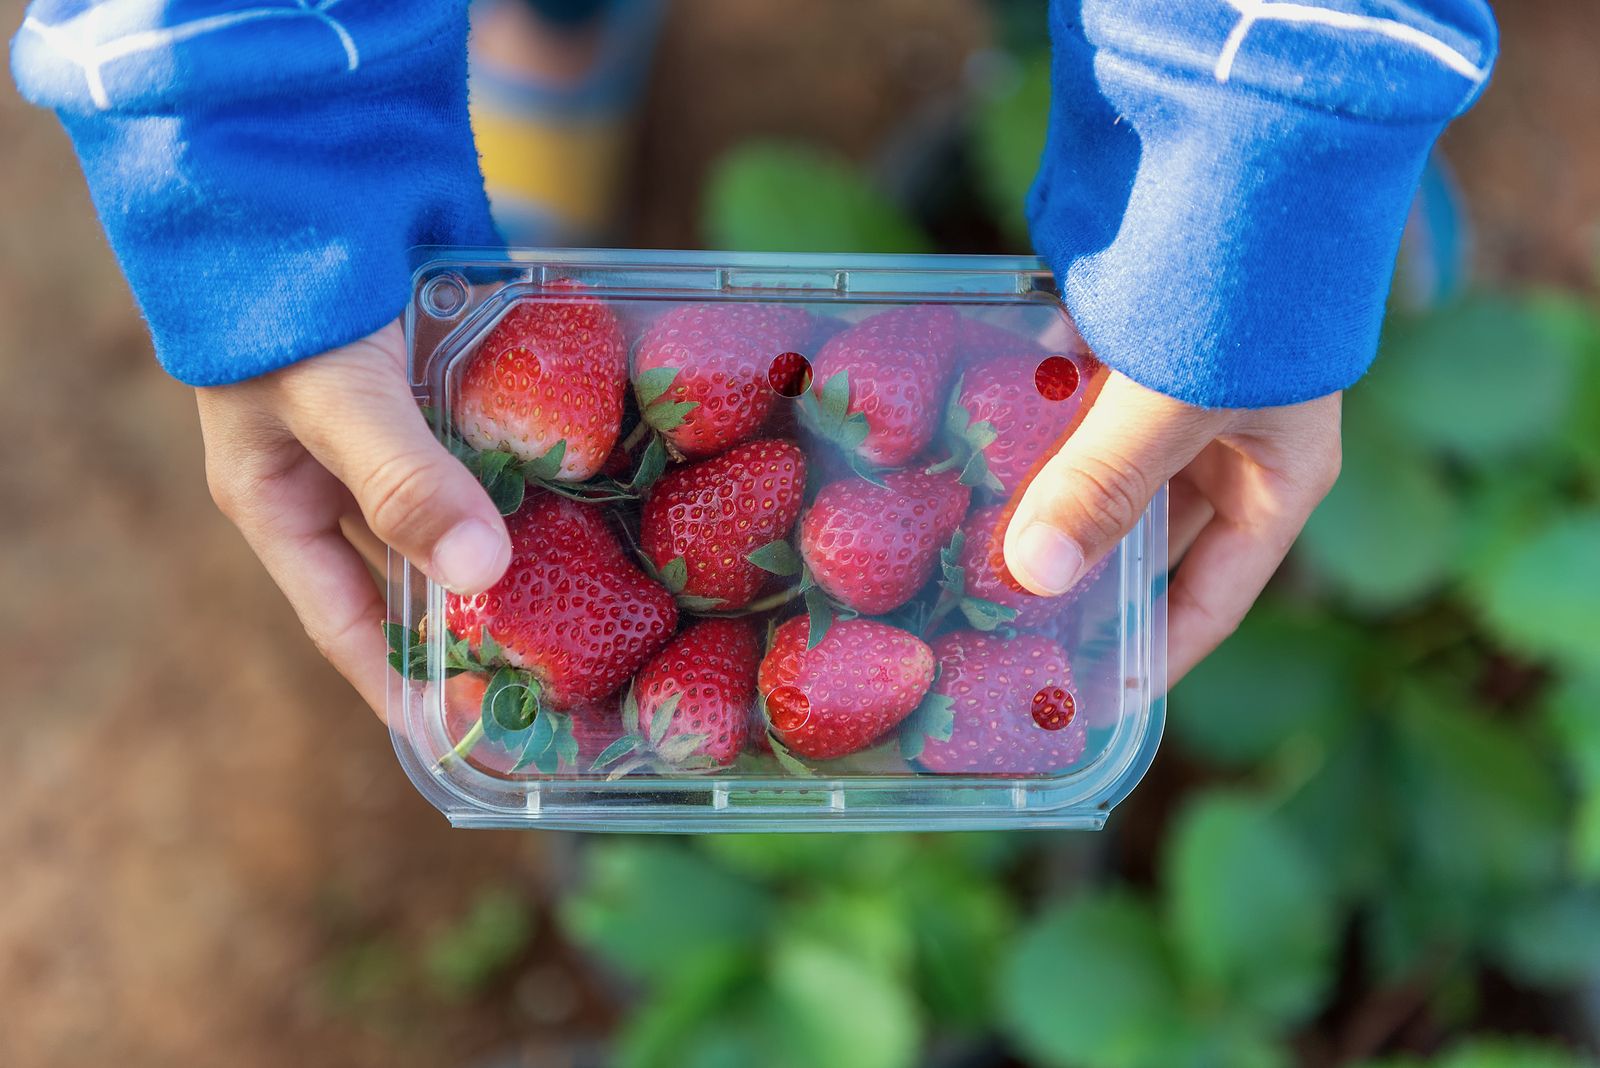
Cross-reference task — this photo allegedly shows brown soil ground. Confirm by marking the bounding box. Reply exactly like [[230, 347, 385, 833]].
[[0, 1, 1594, 1066]]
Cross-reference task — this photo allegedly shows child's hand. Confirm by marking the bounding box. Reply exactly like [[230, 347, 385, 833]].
[[195, 322, 511, 718], [1004, 372, 1341, 686]]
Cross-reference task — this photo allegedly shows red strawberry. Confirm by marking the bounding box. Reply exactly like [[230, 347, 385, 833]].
[[758, 616, 935, 760], [955, 317, 1044, 364], [945, 351, 1089, 496], [632, 619, 760, 767], [808, 307, 961, 467], [445, 492, 677, 709], [443, 673, 623, 776], [800, 467, 971, 615], [914, 631, 1086, 775], [453, 282, 628, 480], [641, 439, 808, 610], [634, 303, 815, 459], [954, 504, 1103, 631]]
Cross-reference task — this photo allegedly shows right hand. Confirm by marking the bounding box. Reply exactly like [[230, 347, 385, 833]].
[[195, 321, 511, 718]]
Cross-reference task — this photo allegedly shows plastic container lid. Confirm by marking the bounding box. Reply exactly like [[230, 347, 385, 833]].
[[388, 248, 1166, 832]]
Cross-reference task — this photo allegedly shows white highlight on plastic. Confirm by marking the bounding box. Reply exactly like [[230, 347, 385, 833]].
[[1215, 0, 1488, 85], [22, 0, 359, 111]]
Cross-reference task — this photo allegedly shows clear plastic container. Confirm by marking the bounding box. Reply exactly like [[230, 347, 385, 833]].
[[388, 248, 1166, 831]]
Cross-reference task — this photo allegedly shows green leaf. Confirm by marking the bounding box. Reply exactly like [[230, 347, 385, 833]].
[[898, 692, 955, 762], [562, 841, 772, 985], [613, 948, 758, 1068], [678, 594, 729, 613], [635, 366, 681, 408], [1296, 400, 1461, 611], [1362, 1040, 1600, 1068], [1170, 605, 1358, 767], [747, 540, 802, 577], [648, 691, 683, 749], [1001, 891, 1187, 1068], [1548, 670, 1600, 878], [704, 141, 932, 255], [1164, 792, 1337, 1025], [969, 54, 1050, 246], [804, 587, 834, 650], [957, 597, 1017, 632], [1385, 681, 1564, 952], [519, 439, 568, 483], [903, 865, 1017, 1034], [1370, 295, 1578, 462], [1276, 719, 1390, 902], [1470, 510, 1600, 669], [1491, 887, 1600, 986], [423, 887, 533, 998], [658, 557, 689, 595], [767, 932, 921, 1068]]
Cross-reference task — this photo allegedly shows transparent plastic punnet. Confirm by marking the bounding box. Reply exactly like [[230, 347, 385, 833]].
[[388, 248, 1166, 831]]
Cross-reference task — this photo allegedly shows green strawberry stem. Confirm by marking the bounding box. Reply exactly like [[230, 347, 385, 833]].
[[438, 718, 486, 770], [619, 419, 652, 454]]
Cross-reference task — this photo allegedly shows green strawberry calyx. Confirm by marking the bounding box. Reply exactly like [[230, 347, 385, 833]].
[[898, 668, 955, 762], [799, 368, 871, 459], [921, 529, 1019, 636], [384, 622, 576, 775], [634, 366, 700, 435], [635, 554, 728, 613], [752, 687, 815, 777], [924, 376, 1006, 494], [588, 685, 715, 779], [421, 405, 666, 512]]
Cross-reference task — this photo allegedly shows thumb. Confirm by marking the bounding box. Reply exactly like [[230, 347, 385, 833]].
[[1003, 372, 1227, 596], [276, 324, 512, 595]]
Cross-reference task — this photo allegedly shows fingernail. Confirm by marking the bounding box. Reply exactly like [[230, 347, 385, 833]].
[[432, 519, 507, 593], [1013, 523, 1084, 596]]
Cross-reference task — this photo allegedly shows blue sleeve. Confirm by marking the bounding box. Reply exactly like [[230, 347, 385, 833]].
[[1029, 0, 1498, 408], [10, 1, 499, 387]]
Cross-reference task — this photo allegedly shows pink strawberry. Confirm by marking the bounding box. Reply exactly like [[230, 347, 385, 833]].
[[945, 350, 1090, 496], [800, 467, 971, 615], [954, 504, 1104, 630], [453, 282, 628, 480], [914, 631, 1086, 776], [443, 673, 623, 776], [641, 439, 807, 610], [445, 492, 677, 709], [758, 616, 935, 760], [633, 303, 815, 458], [632, 619, 761, 767], [808, 307, 961, 467]]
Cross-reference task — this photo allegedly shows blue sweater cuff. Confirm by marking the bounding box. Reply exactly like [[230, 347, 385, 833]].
[[11, 1, 500, 387], [1030, 0, 1498, 409]]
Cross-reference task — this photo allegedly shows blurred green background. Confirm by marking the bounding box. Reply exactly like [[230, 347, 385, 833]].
[[2, 1, 1597, 1067]]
